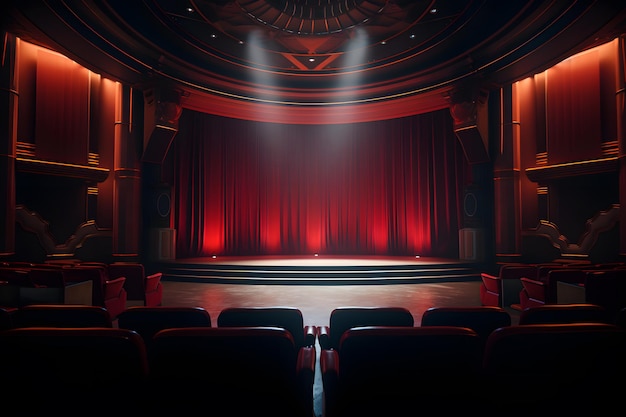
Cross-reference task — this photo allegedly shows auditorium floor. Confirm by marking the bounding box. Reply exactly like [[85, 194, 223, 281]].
[[156, 279, 520, 417], [159, 279, 521, 327]]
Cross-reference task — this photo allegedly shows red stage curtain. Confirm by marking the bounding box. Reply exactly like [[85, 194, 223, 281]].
[[174, 109, 468, 257]]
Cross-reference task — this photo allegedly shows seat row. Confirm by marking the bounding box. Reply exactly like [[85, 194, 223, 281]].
[[0, 260, 163, 317], [1, 303, 625, 416], [479, 260, 626, 315]]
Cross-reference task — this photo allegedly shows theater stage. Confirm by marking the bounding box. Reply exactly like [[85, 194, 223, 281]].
[[157, 255, 485, 285]]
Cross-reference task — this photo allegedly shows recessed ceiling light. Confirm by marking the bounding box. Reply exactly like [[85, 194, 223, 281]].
[[309, 58, 315, 62], [409, 34, 416, 39], [186, 7, 194, 13], [430, 8, 438, 14]]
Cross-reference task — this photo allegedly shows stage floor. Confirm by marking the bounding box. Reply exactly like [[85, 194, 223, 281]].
[[158, 255, 485, 284], [165, 255, 475, 266]]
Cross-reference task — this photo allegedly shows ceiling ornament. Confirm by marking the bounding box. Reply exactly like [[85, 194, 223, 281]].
[[236, 0, 388, 35]]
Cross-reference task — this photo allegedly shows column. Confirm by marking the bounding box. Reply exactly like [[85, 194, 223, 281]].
[[113, 85, 143, 261], [0, 32, 17, 259], [493, 85, 522, 262], [618, 35, 626, 260]]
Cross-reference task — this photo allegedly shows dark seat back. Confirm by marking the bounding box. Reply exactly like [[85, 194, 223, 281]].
[[107, 262, 146, 300], [13, 304, 112, 328], [518, 303, 612, 325], [420, 305, 511, 348], [218, 306, 314, 347], [323, 306, 414, 350], [482, 323, 626, 413], [323, 326, 482, 417], [149, 326, 313, 417], [0, 327, 149, 415], [117, 306, 212, 350]]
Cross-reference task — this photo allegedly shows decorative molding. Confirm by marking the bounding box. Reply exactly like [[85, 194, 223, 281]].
[[15, 205, 112, 256], [535, 152, 547, 166], [16, 141, 36, 157], [525, 157, 618, 182], [523, 204, 620, 255], [16, 157, 109, 182], [88, 152, 100, 166], [601, 140, 619, 157]]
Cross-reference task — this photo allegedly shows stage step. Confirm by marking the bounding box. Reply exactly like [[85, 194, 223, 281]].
[[159, 261, 482, 285]]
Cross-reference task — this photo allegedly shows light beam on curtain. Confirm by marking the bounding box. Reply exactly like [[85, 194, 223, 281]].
[[174, 109, 468, 257]]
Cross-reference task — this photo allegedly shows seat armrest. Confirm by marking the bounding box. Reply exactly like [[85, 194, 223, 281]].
[[296, 346, 316, 377], [320, 348, 338, 375], [296, 346, 316, 414], [144, 272, 163, 292], [104, 277, 126, 299], [520, 277, 546, 300], [481, 273, 501, 293], [320, 349, 339, 417], [303, 325, 317, 347], [317, 325, 330, 349]]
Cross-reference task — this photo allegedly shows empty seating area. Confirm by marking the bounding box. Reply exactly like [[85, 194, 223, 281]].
[[1, 301, 625, 416], [0, 260, 163, 317], [479, 260, 626, 318]]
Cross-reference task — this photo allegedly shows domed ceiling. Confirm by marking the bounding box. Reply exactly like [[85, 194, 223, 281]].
[[4, 0, 626, 119]]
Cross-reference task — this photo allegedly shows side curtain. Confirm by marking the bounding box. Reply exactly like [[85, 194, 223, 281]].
[[174, 109, 468, 257]]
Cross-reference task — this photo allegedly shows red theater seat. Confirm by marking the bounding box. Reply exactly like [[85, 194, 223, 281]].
[[482, 323, 626, 413], [0, 327, 149, 416], [107, 262, 163, 307], [420, 305, 511, 349], [149, 326, 316, 417], [12, 304, 113, 328], [217, 306, 316, 348], [320, 326, 482, 417], [103, 276, 127, 319], [317, 306, 414, 350]]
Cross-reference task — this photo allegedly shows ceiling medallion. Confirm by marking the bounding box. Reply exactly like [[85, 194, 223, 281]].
[[236, 0, 388, 35]]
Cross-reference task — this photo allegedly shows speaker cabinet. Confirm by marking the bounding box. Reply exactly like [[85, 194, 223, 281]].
[[150, 228, 176, 261], [455, 125, 489, 164], [450, 87, 489, 164], [459, 228, 484, 261], [462, 185, 484, 228], [143, 88, 182, 164]]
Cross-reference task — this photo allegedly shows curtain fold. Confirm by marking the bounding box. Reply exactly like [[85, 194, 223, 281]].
[[174, 109, 468, 258]]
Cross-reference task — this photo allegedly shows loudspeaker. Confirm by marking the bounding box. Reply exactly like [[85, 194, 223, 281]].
[[450, 87, 489, 164], [455, 125, 489, 164], [143, 88, 182, 164], [146, 187, 172, 229], [462, 185, 484, 228]]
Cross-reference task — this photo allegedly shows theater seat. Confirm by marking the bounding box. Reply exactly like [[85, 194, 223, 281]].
[[518, 277, 548, 309], [518, 303, 612, 325], [320, 326, 482, 417], [420, 305, 511, 350], [480, 264, 539, 308], [148, 326, 316, 417], [12, 304, 113, 328], [0, 327, 149, 416], [117, 306, 212, 352], [103, 276, 127, 319], [107, 262, 163, 307], [317, 306, 414, 350], [482, 323, 626, 413], [217, 306, 316, 347]]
